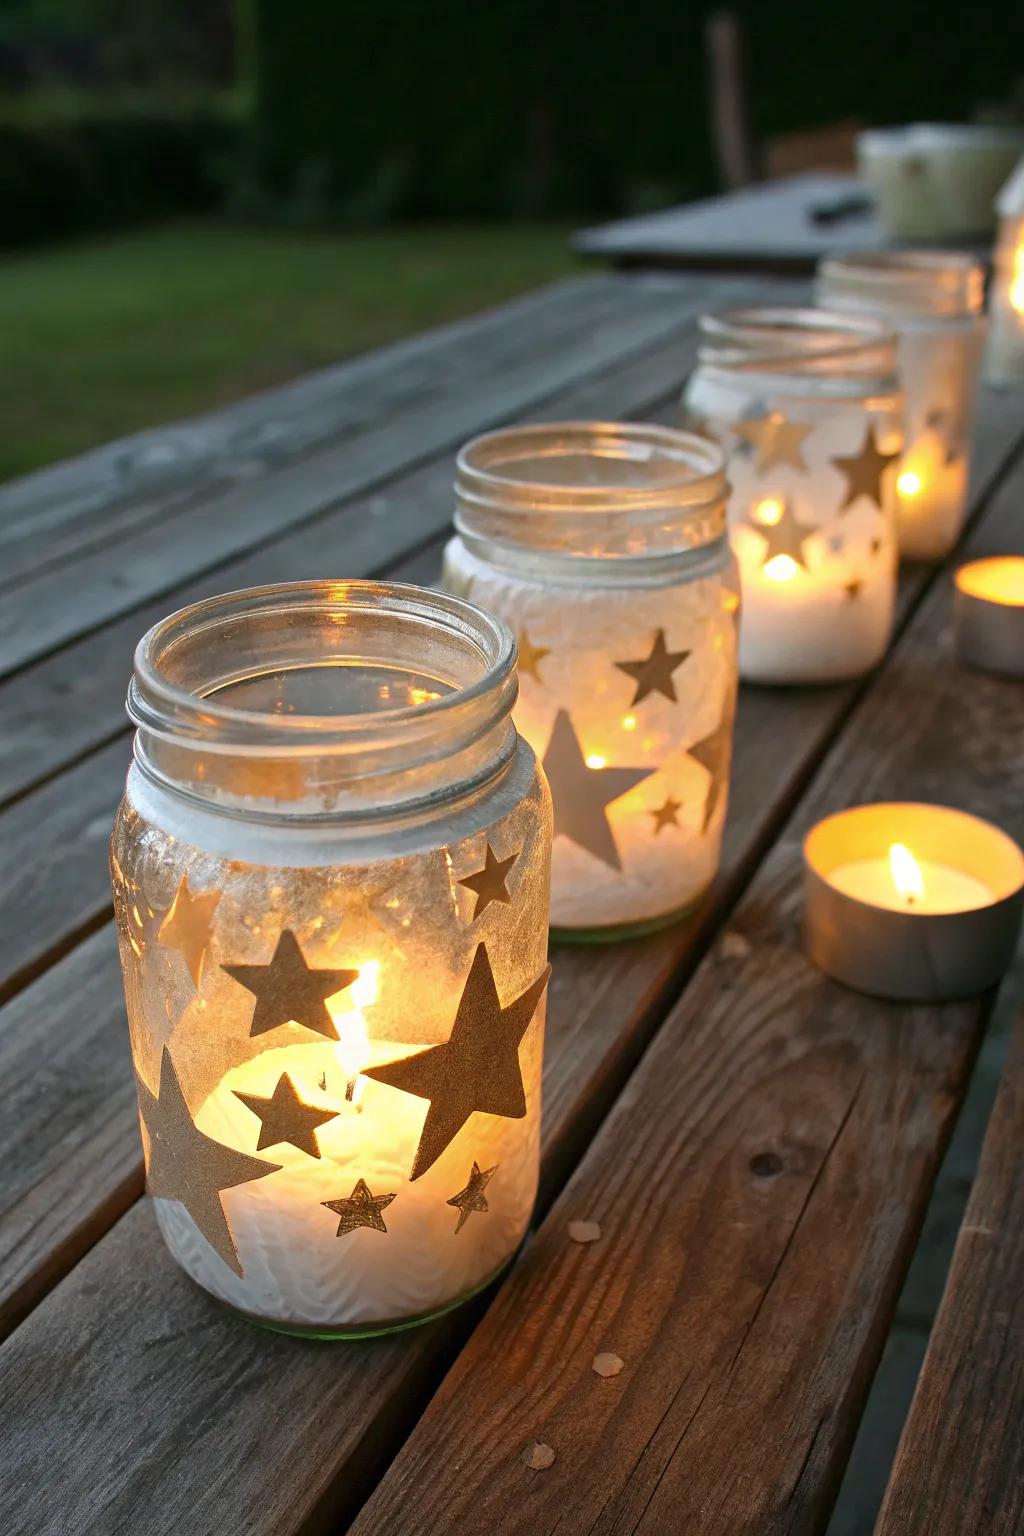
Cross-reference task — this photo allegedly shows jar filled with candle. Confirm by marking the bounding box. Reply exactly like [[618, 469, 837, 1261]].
[[985, 158, 1024, 387], [442, 422, 738, 940], [109, 581, 552, 1337], [682, 307, 902, 685], [816, 252, 986, 560]]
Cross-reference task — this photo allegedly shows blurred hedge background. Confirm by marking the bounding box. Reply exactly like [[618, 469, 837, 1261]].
[[4, 0, 1024, 247]]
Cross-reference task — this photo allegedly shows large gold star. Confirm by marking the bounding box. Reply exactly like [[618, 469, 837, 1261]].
[[747, 498, 813, 570], [831, 424, 900, 511], [322, 1178, 396, 1237], [447, 1161, 497, 1234], [614, 629, 691, 706], [222, 929, 358, 1040], [649, 796, 682, 834], [735, 412, 812, 472], [364, 943, 550, 1181], [137, 1046, 280, 1276], [458, 843, 518, 919], [517, 628, 550, 684], [688, 708, 733, 832], [234, 1072, 338, 1158], [158, 874, 221, 986], [542, 709, 654, 871]]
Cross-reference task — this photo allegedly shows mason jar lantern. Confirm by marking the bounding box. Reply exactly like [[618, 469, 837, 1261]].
[[110, 581, 552, 1337], [442, 421, 738, 941]]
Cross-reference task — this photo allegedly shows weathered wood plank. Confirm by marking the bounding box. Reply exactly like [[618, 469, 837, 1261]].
[[347, 441, 1024, 1536], [874, 1007, 1024, 1536], [0, 273, 729, 676], [0, 275, 764, 810], [1, 427, 1020, 1534], [0, 277, 618, 587]]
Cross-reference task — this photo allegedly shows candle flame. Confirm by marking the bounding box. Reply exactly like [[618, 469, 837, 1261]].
[[586, 753, 607, 769], [327, 960, 379, 1088], [1010, 245, 1024, 315], [754, 497, 784, 527], [764, 554, 799, 582], [621, 715, 637, 732], [897, 470, 922, 498], [889, 843, 924, 904]]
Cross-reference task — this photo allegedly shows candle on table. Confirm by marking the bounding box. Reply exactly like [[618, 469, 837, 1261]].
[[985, 160, 1024, 386], [953, 555, 1024, 679]]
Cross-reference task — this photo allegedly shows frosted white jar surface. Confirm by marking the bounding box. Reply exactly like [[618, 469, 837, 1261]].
[[443, 539, 737, 932]]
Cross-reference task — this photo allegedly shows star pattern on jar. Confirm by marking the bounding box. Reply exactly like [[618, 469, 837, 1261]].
[[322, 1178, 396, 1237], [517, 628, 550, 684], [234, 1072, 339, 1158], [831, 424, 900, 512], [844, 579, 864, 601], [447, 1161, 498, 1233], [649, 796, 682, 834], [614, 629, 691, 706], [687, 708, 733, 832], [364, 943, 550, 1181], [158, 874, 221, 986], [458, 843, 518, 919], [137, 1046, 281, 1277], [541, 709, 655, 870], [222, 929, 359, 1040], [735, 412, 812, 473], [746, 497, 813, 571]]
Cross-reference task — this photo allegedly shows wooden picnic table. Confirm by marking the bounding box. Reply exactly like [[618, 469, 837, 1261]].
[[0, 264, 1022, 1536]]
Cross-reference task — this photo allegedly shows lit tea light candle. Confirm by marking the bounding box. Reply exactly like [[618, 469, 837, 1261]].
[[953, 555, 1024, 678], [804, 803, 1024, 1000]]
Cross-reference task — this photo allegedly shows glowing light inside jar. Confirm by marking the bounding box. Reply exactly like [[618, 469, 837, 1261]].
[[1010, 245, 1024, 314], [754, 497, 784, 526], [763, 554, 799, 582], [897, 470, 922, 498], [585, 753, 607, 769], [326, 959, 381, 1104]]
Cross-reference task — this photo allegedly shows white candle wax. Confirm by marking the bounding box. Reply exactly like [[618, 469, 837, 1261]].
[[828, 857, 993, 914]]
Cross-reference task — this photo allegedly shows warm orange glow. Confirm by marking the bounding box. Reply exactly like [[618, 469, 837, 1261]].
[[1010, 245, 1024, 314], [754, 497, 784, 527], [327, 960, 379, 1086], [897, 470, 922, 498], [955, 555, 1024, 606], [585, 753, 607, 769], [763, 554, 799, 582], [621, 715, 637, 732], [889, 843, 924, 904]]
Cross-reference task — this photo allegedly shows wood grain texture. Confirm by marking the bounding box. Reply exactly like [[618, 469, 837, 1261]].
[[348, 450, 1024, 1535], [0, 275, 764, 810], [0, 273, 731, 676], [874, 1008, 1024, 1536]]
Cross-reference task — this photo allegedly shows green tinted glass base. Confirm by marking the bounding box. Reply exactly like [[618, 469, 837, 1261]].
[[550, 886, 710, 947]]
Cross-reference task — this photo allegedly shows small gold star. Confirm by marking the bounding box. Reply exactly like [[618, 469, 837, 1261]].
[[365, 944, 550, 1180], [615, 629, 690, 706], [458, 843, 518, 919], [517, 629, 550, 684], [137, 1047, 280, 1276], [447, 1161, 497, 1233], [844, 579, 863, 601], [688, 709, 733, 832], [832, 424, 900, 512], [322, 1178, 396, 1237], [870, 536, 883, 556], [234, 1072, 338, 1158], [649, 796, 682, 834], [735, 413, 812, 472], [542, 710, 655, 870], [748, 499, 813, 570], [158, 874, 221, 986], [223, 929, 358, 1040]]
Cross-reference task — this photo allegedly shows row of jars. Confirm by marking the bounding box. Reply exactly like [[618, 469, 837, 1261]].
[[112, 249, 989, 1336]]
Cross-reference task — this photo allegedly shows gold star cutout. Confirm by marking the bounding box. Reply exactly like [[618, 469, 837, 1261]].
[[137, 1047, 280, 1276], [223, 929, 358, 1039], [735, 412, 812, 472], [649, 796, 682, 834], [458, 843, 518, 919], [364, 943, 550, 1180], [844, 579, 864, 601], [614, 629, 690, 706], [234, 1072, 338, 1158], [517, 628, 550, 684], [870, 536, 883, 556], [688, 708, 733, 832], [158, 874, 221, 986], [747, 498, 813, 570], [447, 1161, 497, 1233], [322, 1178, 396, 1237], [542, 709, 654, 871], [732, 398, 770, 457], [831, 424, 900, 512]]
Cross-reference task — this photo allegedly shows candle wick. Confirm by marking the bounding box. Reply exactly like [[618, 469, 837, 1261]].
[[344, 1077, 356, 1102]]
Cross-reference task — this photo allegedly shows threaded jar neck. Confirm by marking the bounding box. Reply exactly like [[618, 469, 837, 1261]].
[[127, 581, 519, 824], [697, 306, 900, 397], [817, 251, 985, 319]]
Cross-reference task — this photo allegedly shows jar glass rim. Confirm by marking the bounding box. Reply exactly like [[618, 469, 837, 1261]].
[[817, 251, 985, 317], [128, 580, 517, 754], [697, 305, 899, 389]]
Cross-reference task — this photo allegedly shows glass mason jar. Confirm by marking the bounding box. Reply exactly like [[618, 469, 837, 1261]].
[[442, 421, 738, 942], [109, 581, 552, 1338], [816, 252, 986, 560], [682, 307, 902, 686], [985, 213, 1024, 388]]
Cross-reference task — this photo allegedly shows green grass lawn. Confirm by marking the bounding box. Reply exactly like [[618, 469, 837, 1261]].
[[0, 221, 576, 484]]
